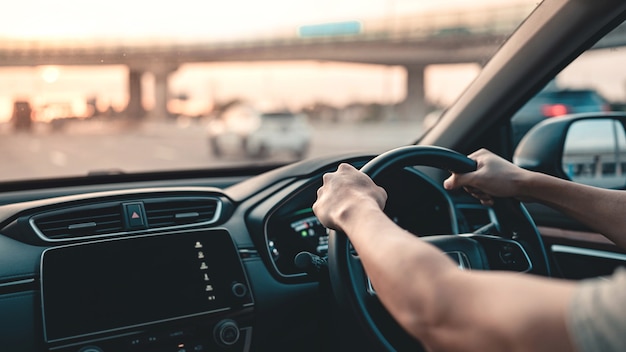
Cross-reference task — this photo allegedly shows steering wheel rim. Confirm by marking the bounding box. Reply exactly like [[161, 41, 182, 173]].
[[327, 145, 551, 351]]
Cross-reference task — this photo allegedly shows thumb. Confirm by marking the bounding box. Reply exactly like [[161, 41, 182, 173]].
[[444, 170, 475, 190], [443, 173, 461, 190]]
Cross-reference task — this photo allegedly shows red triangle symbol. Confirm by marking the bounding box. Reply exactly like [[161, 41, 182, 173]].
[[131, 212, 140, 219]]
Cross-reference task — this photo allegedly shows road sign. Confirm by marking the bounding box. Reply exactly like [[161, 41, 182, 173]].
[[298, 21, 362, 38]]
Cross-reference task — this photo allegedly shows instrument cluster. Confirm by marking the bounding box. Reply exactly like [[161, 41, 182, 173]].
[[264, 166, 456, 278]]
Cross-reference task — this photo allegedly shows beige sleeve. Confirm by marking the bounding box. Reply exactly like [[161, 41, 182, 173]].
[[567, 267, 626, 352]]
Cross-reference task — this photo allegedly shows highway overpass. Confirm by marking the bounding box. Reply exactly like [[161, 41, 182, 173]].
[[1, 4, 624, 120]]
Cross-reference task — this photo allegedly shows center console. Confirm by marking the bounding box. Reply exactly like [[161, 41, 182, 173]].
[[40, 229, 254, 352]]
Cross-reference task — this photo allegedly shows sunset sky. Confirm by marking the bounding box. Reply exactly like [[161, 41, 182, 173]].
[[1, 0, 525, 39]]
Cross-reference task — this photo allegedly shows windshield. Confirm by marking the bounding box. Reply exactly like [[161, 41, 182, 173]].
[[0, 0, 537, 182]]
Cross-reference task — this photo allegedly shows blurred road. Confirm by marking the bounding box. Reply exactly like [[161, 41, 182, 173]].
[[0, 119, 424, 182]]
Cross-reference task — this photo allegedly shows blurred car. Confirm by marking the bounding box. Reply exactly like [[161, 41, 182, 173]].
[[10, 100, 33, 132], [208, 107, 311, 158], [511, 88, 611, 145], [246, 111, 311, 158], [207, 103, 260, 157]]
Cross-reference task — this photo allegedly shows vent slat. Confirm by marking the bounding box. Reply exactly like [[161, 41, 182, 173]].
[[37, 213, 119, 224], [147, 204, 216, 215], [144, 198, 219, 228], [34, 204, 124, 240]]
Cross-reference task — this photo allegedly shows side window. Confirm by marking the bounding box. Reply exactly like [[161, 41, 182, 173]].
[[512, 20, 626, 188]]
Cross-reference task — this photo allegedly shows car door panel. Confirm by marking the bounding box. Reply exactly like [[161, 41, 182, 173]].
[[524, 203, 626, 280]]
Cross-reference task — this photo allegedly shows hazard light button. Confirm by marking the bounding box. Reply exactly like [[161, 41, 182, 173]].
[[123, 202, 147, 229]]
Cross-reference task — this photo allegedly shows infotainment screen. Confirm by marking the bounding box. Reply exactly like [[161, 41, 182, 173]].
[[41, 229, 252, 342]]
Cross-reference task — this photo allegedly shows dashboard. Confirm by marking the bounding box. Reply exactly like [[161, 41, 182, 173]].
[[0, 154, 493, 352]]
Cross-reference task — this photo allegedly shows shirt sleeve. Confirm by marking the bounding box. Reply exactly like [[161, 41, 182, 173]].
[[567, 267, 626, 352]]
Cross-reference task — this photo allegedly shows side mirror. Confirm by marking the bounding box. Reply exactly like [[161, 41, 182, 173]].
[[514, 112, 626, 189]]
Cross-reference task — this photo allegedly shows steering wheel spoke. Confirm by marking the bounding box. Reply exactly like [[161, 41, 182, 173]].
[[421, 235, 490, 270]]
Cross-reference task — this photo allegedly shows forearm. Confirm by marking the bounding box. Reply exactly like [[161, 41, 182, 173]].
[[521, 172, 626, 248], [341, 206, 459, 335]]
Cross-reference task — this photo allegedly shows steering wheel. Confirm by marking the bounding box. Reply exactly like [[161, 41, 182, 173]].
[[327, 145, 551, 351]]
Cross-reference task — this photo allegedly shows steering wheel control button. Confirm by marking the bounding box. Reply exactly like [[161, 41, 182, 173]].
[[214, 319, 240, 347], [122, 202, 147, 229], [499, 244, 517, 265], [231, 282, 248, 298]]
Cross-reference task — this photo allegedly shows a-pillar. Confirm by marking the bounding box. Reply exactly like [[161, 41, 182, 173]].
[[125, 68, 146, 119], [400, 64, 427, 121], [151, 64, 178, 121]]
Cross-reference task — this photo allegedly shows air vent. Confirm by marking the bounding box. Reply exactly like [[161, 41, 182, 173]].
[[144, 197, 220, 228], [33, 204, 124, 240]]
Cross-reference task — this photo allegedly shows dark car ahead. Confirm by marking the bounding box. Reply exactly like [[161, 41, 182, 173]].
[[511, 88, 611, 145], [10, 100, 33, 132]]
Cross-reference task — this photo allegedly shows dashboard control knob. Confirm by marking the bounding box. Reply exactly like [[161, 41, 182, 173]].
[[214, 319, 240, 347], [294, 251, 328, 276], [231, 282, 248, 298]]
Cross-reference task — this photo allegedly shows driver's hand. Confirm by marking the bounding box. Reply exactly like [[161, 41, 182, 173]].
[[313, 163, 387, 232], [443, 149, 532, 206]]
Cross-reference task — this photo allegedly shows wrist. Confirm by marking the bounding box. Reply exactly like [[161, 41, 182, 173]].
[[338, 200, 386, 234], [515, 170, 543, 202]]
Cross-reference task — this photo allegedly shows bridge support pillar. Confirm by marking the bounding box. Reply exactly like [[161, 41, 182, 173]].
[[125, 69, 146, 119], [151, 64, 178, 121], [400, 64, 427, 121]]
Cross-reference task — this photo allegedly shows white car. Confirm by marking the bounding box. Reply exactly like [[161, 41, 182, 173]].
[[208, 106, 311, 159], [245, 111, 311, 158]]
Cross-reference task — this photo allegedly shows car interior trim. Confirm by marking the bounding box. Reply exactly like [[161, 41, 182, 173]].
[[551, 244, 626, 262], [537, 225, 617, 247], [0, 278, 35, 288], [0, 278, 37, 295]]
